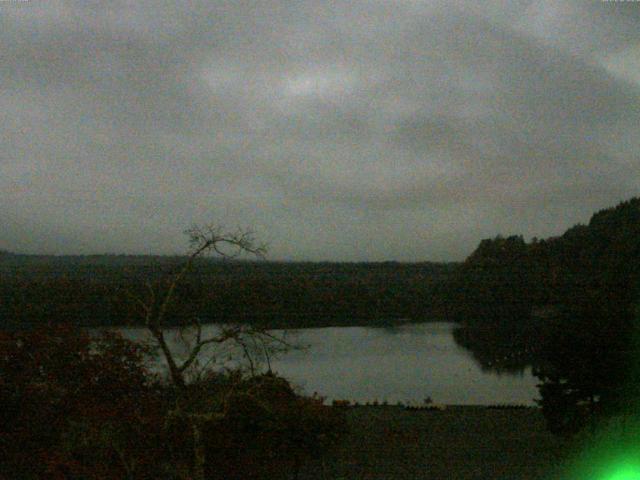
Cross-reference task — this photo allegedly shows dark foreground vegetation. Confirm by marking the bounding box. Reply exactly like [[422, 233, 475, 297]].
[[298, 405, 566, 480], [0, 324, 346, 479]]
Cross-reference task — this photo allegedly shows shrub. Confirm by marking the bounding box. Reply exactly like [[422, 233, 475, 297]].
[[0, 324, 164, 479], [201, 372, 347, 480], [0, 326, 346, 479]]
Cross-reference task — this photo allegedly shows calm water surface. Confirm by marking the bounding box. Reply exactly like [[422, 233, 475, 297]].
[[117, 322, 539, 405]]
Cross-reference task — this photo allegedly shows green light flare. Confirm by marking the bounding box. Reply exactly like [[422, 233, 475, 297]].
[[558, 312, 640, 480], [559, 416, 640, 480], [603, 462, 640, 480]]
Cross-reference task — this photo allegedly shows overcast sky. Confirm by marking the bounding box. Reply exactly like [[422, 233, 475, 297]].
[[1, 1, 639, 261]]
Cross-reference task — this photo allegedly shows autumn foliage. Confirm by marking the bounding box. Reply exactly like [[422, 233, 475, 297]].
[[0, 324, 165, 479], [0, 324, 345, 479]]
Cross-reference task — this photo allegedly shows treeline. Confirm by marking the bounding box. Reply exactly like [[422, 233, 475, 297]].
[[447, 197, 640, 367], [446, 197, 640, 433], [0, 257, 456, 329]]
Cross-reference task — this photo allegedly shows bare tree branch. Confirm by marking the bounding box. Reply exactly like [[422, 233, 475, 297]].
[[128, 225, 274, 389], [176, 327, 241, 374]]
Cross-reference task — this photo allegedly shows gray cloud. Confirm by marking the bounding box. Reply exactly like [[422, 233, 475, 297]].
[[1, 0, 639, 261]]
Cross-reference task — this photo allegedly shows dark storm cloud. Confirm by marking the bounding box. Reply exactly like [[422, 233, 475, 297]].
[[1, 1, 639, 260]]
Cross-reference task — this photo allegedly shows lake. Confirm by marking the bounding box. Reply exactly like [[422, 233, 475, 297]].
[[116, 322, 540, 405]]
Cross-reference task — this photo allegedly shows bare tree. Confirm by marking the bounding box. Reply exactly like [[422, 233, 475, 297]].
[[128, 224, 293, 388], [126, 225, 300, 479]]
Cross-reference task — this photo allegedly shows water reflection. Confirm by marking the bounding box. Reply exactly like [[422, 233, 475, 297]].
[[116, 322, 540, 405], [270, 323, 539, 405]]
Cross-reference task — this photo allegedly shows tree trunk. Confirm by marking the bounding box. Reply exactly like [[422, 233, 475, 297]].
[[153, 329, 186, 389], [192, 420, 207, 480]]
